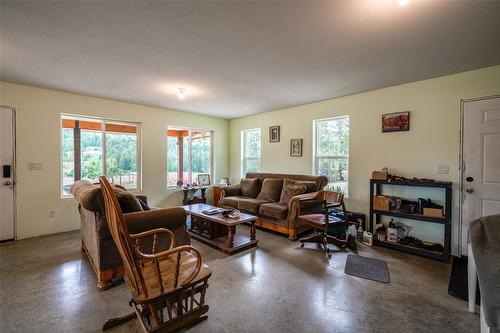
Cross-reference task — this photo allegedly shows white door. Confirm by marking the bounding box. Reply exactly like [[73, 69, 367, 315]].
[[0, 107, 15, 241], [461, 96, 500, 255]]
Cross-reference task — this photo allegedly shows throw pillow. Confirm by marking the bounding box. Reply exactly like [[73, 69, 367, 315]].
[[138, 198, 151, 211], [240, 178, 262, 198], [280, 178, 317, 201], [113, 187, 144, 213], [257, 178, 284, 202], [279, 184, 307, 205]]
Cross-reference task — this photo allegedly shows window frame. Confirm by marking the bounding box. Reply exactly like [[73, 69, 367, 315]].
[[60, 114, 142, 197], [241, 128, 261, 177], [166, 126, 214, 188], [313, 116, 350, 195]]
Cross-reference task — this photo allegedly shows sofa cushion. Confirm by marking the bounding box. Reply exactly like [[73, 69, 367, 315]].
[[220, 195, 248, 209], [259, 203, 289, 220], [240, 178, 261, 198], [237, 198, 270, 214], [246, 172, 328, 192], [279, 185, 307, 205], [257, 178, 283, 202], [281, 178, 317, 194]]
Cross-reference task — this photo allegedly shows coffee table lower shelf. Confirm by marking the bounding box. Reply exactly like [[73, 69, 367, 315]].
[[189, 231, 258, 255]]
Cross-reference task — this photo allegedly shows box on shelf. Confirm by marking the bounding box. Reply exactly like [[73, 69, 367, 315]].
[[372, 171, 388, 180], [373, 195, 391, 211], [423, 207, 443, 218]]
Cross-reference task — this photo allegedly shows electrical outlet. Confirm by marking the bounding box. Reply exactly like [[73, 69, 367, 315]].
[[48, 209, 56, 218], [436, 164, 449, 175]]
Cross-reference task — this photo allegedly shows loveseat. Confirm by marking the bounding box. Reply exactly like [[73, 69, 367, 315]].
[[219, 172, 328, 240], [71, 180, 191, 290]]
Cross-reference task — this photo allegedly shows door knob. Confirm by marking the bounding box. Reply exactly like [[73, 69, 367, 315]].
[[3, 181, 11, 186], [466, 188, 474, 193]]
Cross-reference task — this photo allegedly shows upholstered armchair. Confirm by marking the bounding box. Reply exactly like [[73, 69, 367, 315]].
[[71, 180, 191, 290]]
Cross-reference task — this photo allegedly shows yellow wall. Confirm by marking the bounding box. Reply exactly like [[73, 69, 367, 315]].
[[2, 65, 500, 252], [229, 65, 500, 255], [0, 82, 229, 239]]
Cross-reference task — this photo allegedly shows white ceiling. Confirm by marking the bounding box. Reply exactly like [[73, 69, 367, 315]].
[[1, 1, 500, 119]]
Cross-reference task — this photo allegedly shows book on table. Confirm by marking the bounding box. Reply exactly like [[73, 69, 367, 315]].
[[202, 208, 224, 215]]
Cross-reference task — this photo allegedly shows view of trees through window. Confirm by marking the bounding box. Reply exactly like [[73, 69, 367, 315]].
[[314, 116, 349, 194], [61, 116, 139, 195], [242, 129, 261, 176], [167, 128, 212, 187]]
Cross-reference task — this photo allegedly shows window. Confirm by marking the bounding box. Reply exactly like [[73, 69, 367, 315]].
[[241, 128, 261, 177], [167, 127, 212, 187], [313, 116, 349, 194], [61, 115, 141, 196]]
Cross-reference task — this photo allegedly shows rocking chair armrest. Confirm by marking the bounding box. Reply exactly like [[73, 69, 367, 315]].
[[135, 244, 194, 260], [129, 228, 177, 251]]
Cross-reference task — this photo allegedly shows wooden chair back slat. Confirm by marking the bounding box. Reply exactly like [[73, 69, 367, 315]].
[[99, 176, 147, 296]]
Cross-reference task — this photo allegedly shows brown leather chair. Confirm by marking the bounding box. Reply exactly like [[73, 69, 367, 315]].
[[298, 191, 355, 257], [71, 180, 191, 290]]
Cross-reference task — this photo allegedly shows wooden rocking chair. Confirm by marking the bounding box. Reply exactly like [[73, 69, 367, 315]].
[[99, 176, 212, 333]]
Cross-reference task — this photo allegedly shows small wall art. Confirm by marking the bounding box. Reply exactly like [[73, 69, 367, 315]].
[[269, 125, 280, 142], [382, 111, 410, 133], [290, 139, 303, 157]]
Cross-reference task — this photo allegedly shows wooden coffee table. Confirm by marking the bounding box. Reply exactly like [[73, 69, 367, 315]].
[[182, 203, 258, 255]]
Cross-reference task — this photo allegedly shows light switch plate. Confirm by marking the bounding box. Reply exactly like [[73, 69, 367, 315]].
[[436, 164, 449, 175], [29, 162, 43, 170]]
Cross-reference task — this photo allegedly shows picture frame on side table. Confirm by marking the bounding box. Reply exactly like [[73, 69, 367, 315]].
[[290, 139, 303, 157], [269, 125, 280, 142], [197, 173, 211, 186]]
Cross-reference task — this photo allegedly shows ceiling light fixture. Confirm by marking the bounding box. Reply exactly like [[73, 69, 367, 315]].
[[398, 0, 410, 6], [177, 88, 186, 100]]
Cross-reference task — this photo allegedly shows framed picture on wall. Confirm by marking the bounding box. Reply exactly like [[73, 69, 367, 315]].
[[290, 139, 303, 157], [382, 111, 410, 133], [269, 125, 280, 142]]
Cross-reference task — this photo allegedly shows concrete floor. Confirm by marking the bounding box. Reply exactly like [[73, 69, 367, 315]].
[[1, 227, 479, 333]]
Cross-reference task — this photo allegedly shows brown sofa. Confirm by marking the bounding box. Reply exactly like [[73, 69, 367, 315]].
[[219, 172, 328, 240], [71, 180, 191, 290]]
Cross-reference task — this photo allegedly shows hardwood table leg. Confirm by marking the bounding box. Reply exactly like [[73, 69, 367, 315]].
[[227, 226, 234, 247], [250, 221, 256, 241]]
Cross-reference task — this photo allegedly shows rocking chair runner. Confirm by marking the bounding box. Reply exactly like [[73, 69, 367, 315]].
[[298, 191, 356, 258], [99, 176, 212, 333]]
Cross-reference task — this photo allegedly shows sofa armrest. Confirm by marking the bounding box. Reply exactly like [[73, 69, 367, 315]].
[[220, 185, 242, 198], [123, 207, 190, 250], [287, 191, 324, 228]]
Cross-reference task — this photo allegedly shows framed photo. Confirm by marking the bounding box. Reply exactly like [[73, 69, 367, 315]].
[[290, 139, 303, 157], [197, 174, 211, 186], [382, 112, 410, 133], [219, 177, 230, 186], [269, 125, 280, 142]]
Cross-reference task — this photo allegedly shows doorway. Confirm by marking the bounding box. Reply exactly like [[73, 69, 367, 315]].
[[460, 96, 500, 255], [0, 106, 16, 242]]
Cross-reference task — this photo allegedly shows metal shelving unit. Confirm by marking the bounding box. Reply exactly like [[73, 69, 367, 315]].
[[369, 179, 452, 262]]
